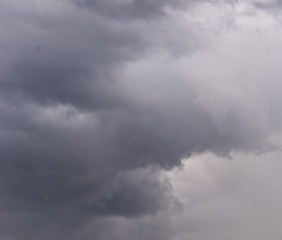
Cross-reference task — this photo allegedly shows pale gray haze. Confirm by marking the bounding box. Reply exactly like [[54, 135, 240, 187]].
[[1, 0, 282, 239]]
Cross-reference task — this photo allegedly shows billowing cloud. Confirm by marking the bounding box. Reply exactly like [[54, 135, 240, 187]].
[[0, 0, 282, 239]]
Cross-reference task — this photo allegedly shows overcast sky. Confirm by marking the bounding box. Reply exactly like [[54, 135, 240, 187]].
[[1, 0, 282, 239]]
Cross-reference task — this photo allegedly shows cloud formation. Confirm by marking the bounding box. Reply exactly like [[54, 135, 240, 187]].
[[0, 0, 282, 239]]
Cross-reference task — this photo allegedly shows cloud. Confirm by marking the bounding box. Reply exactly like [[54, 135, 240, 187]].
[[0, 0, 282, 239], [169, 151, 282, 240], [255, 0, 282, 9], [73, 0, 189, 19]]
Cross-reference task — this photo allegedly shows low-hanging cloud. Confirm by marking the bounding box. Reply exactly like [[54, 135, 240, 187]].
[[0, 0, 281, 239]]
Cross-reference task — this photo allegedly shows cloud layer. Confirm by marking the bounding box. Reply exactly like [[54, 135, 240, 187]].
[[1, 0, 282, 239]]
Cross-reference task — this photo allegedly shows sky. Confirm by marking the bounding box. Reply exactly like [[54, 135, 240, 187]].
[[1, 0, 282, 239]]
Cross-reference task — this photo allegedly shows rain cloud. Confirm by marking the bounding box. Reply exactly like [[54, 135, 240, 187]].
[[0, 0, 282, 239]]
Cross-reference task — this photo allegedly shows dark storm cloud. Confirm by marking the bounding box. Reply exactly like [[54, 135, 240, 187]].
[[0, 0, 276, 239]]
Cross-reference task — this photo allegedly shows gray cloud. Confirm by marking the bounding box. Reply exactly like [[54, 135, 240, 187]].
[[73, 0, 188, 19], [255, 0, 282, 9], [169, 151, 282, 240], [0, 0, 280, 239]]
